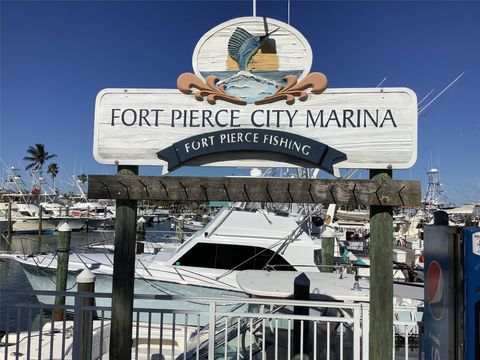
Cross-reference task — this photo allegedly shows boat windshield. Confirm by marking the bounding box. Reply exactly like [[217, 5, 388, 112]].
[[173, 208, 229, 255]]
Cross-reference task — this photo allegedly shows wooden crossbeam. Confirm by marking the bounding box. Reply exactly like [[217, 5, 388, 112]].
[[88, 175, 421, 206]]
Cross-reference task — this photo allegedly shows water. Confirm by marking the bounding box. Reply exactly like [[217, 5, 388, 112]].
[[0, 220, 176, 331], [219, 70, 278, 103]]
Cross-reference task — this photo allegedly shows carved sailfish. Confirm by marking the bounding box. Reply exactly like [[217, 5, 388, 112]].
[[228, 27, 278, 71]]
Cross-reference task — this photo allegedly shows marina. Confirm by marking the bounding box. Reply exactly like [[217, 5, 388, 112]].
[[1, 223, 424, 359], [1, 178, 478, 359], [1, 201, 429, 359], [2, 0, 480, 359]]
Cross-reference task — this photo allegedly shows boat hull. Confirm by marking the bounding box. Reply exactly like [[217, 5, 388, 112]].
[[18, 260, 247, 324], [12, 218, 58, 234]]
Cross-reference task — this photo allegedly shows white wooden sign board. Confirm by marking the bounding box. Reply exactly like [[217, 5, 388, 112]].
[[93, 87, 417, 170]]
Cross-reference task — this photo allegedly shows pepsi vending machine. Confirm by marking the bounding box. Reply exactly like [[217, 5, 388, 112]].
[[424, 216, 480, 360], [463, 228, 480, 359]]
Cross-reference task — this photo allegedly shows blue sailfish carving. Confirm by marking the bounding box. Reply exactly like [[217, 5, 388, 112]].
[[228, 27, 278, 71]]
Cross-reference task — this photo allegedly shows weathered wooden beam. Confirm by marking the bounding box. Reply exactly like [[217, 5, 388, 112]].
[[369, 169, 394, 359], [109, 166, 138, 360], [88, 175, 421, 206]]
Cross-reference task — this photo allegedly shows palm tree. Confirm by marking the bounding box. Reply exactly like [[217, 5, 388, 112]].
[[47, 163, 59, 190], [23, 144, 57, 172]]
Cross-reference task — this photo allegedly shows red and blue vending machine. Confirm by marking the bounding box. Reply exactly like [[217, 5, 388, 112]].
[[424, 213, 480, 359]]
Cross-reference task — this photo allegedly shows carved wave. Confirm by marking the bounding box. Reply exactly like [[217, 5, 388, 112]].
[[255, 72, 328, 105], [177, 71, 328, 106], [177, 72, 247, 105]]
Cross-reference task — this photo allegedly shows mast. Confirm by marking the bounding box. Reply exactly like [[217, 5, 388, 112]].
[[423, 168, 455, 209]]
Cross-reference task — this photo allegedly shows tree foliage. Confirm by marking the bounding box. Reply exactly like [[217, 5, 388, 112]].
[[23, 144, 57, 172]]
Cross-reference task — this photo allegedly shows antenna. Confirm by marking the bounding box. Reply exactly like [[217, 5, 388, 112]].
[[376, 77, 387, 87], [418, 72, 465, 115], [437, 146, 440, 170], [288, 0, 291, 24], [253, 0, 256, 17], [418, 89, 435, 106]]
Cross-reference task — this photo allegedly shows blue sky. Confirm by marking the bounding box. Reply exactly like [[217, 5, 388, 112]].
[[1, 0, 479, 204]]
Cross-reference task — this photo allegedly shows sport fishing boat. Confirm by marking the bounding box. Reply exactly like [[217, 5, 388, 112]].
[[15, 206, 330, 313], [40, 201, 88, 231], [0, 201, 59, 234]]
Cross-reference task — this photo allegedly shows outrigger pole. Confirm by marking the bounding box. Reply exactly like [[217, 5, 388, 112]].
[[418, 71, 466, 115]]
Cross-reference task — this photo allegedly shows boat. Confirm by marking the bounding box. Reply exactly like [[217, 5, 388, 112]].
[[14, 201, 425, 329], [15, 206, 326, 317], [69, 201, 116, 229], [0, 319, 197, 360], [0, 201, 59, 234], [40, 201, 88, 231]]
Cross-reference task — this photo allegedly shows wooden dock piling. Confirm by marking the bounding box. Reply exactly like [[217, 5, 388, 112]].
[[293, 273, 310, 358], [54, 222, 72, 321], [7, 201, 12, 242], [136, 217, 146, 254], [37, 204, 43, 250], [74, 268, 96, 360], [176, 215, 184, 243], [320, 227, 335, 272]]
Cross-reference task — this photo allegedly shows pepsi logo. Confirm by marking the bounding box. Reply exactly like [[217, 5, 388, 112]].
[[426, 260, 445, 321]]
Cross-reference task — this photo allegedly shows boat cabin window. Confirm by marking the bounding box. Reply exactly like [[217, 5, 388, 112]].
[[176, 243, 295, 271], [19, 211, 32, 216]]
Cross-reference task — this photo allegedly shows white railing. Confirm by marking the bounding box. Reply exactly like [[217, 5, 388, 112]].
[[0, 290, 423, 359]]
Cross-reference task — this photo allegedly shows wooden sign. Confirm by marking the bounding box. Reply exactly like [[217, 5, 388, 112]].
[[93, 17, 418, 172], [94, 87, 417, 170]]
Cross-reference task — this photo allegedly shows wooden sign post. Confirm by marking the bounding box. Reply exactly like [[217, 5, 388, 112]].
[[91, 16, 419, 360], [369, 169, 394, 358], [88, 174, 419, 360], [109, 165, 138, 360]]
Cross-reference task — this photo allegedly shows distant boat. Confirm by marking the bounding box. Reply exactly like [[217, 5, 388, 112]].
[[0, 201, 58, 234], [40, 201, 88, 231], [69, 201, 115, 229]]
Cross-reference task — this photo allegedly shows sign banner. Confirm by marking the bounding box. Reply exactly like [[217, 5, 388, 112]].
[[94, 87, 417, 170], [156, 129, 346, 172]]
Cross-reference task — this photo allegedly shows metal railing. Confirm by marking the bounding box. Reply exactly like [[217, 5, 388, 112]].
[[0, 289, 423, 359]]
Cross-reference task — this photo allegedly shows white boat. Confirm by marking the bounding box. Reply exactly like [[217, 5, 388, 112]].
[[15, 205, 424, 328], [40, 201, 88, 231], [15, 207, 325, 316], [0, 319, 197, 360], [0, 202, 59, 234], [69, 201, 115, 229]]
